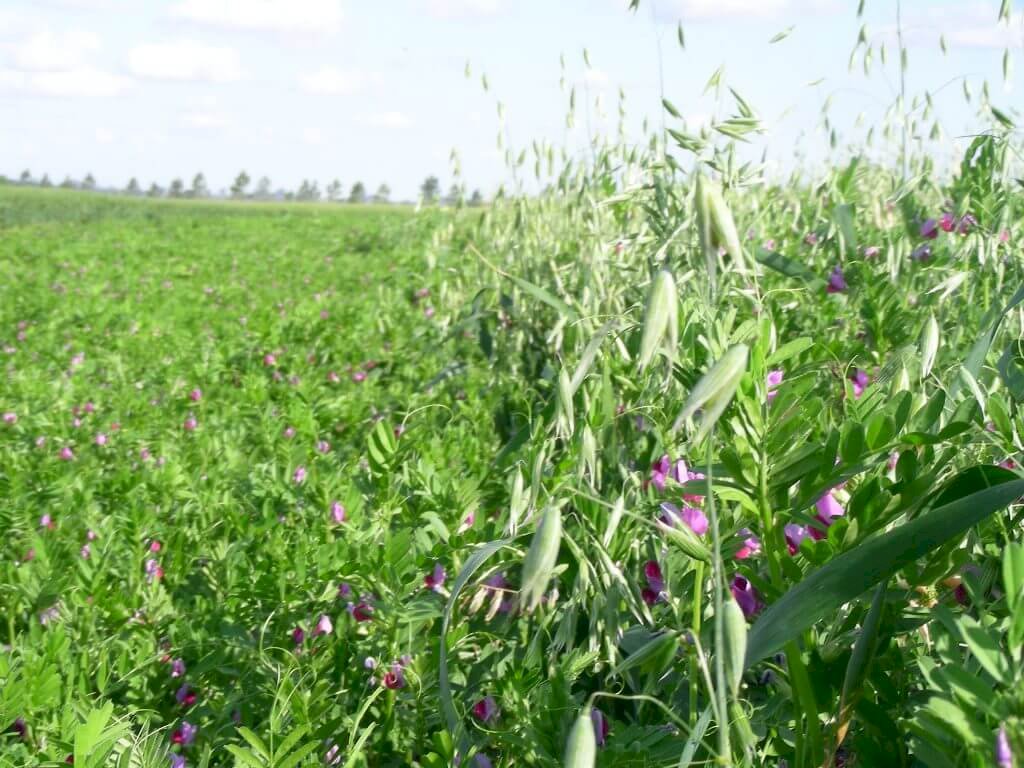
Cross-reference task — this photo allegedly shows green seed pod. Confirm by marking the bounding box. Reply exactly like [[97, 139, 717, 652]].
[[695, 174, 716, 282], [657, 519, 711, 562], [920, 312, 939, 380], [638, 269, 678, 370], [520, 505, 562, 612], [705, 179, 746, 272], [563, 707, 597, 768], [557, 367, 575, 437], [723, 598, 748, 697], [674, 344, 749, 442]]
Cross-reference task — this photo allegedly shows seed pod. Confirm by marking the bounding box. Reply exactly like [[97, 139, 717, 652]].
[[674, 344, 749, 441], [638, 269, 678, 370], [557, 368, 575, 437], [695, 174, 716, 282], [563, 707, 597, 768], [520, 506, 562, 612], [508, 467, 526, 535], [657, 519, 711, 562], [723, 597, 748, 697], [920, 313, 939, 379], [705, 180, 746, 272]]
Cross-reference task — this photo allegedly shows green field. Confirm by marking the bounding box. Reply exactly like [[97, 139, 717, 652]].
[[2, 134, 1024, 768]]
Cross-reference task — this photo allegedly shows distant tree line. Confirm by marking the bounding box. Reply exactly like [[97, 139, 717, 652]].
[[3, 169, 487, 207]]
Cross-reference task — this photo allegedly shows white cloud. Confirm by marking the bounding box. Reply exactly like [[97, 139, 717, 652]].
[[361, 111, 411, 128], [424, 0, 503, 19], [302, 126, 324, 144], [182, 111, 229, 129], [170, 0, 344, 34], [128, 40, 242, 82], [653, 0, 835, 22], [11, 29, 100, 71], [582, 68, 610, 87], [298, 67, 364, 95], [941, 10, 1024, 49], [94, 127, 114, 143], [0, 67, 130, 96]]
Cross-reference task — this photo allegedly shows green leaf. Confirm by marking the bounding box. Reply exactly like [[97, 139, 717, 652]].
[[745, 473, 1024, 666], [959, 615, 1011, 684], [225, 745, 266, 768]]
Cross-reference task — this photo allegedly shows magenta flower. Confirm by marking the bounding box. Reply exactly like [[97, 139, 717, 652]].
[[734, 528, 761, 560], [920, 218, 939, 239], [145, 558, 163, 582], [327, 371, 340, 383], [472, 696, 500, 723], [763, 238, 776, 250], [826, 265, 847, 294], [939, 212, 955, 233], [766, 369, 784, 402], [175, 684, 197, 707], [316, 440, 330, 454], [2, 411, 15, 424], [352, 371, 367, 383], [785, 523, 809, 555], [171, 721, 197, 746], [730, 575, 761, 618], [80, 544, 90, 559], [424, 563, 447, 592], [59, 446, 74, 461], [189, 388, 202, 401], [324, 743, 342, 766], [810, 492, 844, 540], [660, 501, 708, 536], [183, 416, 197, 431], [1000, 229, 1010, 244], [314, 614, 333, 636], [283, 426, 295, 439], [672, 459, 705, 502], [94, 433, 107, 446], [84, 402, 95, 414], [641, 560, 666, 606], [649, 455, 671, 492], [292, 626, 305, 646], [348, 601, 374, 622], [150, 539, 162, 552], [997, 725, 1013, 767], [330, 501, 346, 524], [171, 658, 186, 678], [263, 353, 276, 367], [40, 513, 53, 529], [591, 708, 610, 747], [863, 245, 880, 258], [458, 511, 475, 533], [850, 369, 870, 398], [293, 466, 307, 485], [382, 663, 405, 689]]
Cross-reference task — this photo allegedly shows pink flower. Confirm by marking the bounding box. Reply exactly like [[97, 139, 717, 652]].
[[170, 658, 186, 678], [424, 306, 435, 319], [785, 523, 809, 555], [40, 513, 54, 529], [330, 501, 346, 524], [826, 265, 847, 294], [458, 511, 475, 533], [314, 614, 333, 636], [183, 417, 197, 431], [730, 575, 761, 618], [920, 218, 939, 239], [810, 492, 844, 540], [660, 502, 708, 536], [2, 412, 15, 424], [293, 466, 307, 485], [352, 371, 366, 383], [957, 214, 977, 235], [80, 544, 91, 559], [766, 369, 784, 402], [39, 605, 60, 625], [763, 238, 776, 250], [424, 563, 447, 592], [283, 426, 296, 439], [997, 724, 1013, 768], [327, 371, 340, 383], [86, 529, 97, 541], [641, 560, 665, 605], [263, 353, 276, 366], [649, 455, 671, 492], [591, 708, 610, 747], [84, 402, 95, 414], [804, 232, 819, 246], [189, 388, 202, 401], [863, 245, 880, 258], [35, 436, 46, 447], [316, 440, 330, 454], [94, 433, 107, 446], [999, 229, 1010, 244], [347, 601, 374, 622], [59, 446, 74, 461], [939, 212, 955, 233], [320, 310, 329, 320], [382, 663, 405, 689], [472, 696, 500, 723], [734, 528, 761, 560], [150, 540, 162, 552], [171, 721, 197, 746], [145, 558, 163, 582], [850, 369, 870, 398], [175, 684, 196, 706]]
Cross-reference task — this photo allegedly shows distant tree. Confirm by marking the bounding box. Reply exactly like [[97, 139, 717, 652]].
[[125, 177, 141, 196], [82, 173, 96, 190], [230, 170, 251, 199], [39, 174, 52, 188], [19, 170, 31, 184], [168, 178, 185, 198], [60, 176, 75, 189], [373, 183, 391, 204], [444, 184, 463, 205], [326, 179, 343, 202], [348, 181, 366, 204], [147, 183, 163, 198], [254, 176, 272, 200], [420, 175, 440, 204], [469, 188, 484, 206], [190, 173, 208, 198]]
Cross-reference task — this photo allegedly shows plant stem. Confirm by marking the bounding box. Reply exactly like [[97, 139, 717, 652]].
[[706, 428, 731, 762], [690, 559, 705, 727]]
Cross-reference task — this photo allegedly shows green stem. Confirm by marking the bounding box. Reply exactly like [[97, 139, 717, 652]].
[[690, 559, 705, 727], [707, 430, 731, 763], [785, 642, 822, 768]]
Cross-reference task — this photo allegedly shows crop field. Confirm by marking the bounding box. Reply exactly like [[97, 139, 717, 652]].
[[4, 18, 1024, 768]]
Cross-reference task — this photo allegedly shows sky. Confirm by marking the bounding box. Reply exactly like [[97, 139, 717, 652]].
[[0, 0, 1021, 199]]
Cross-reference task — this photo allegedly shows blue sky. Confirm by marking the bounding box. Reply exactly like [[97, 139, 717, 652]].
[[0, 0, 1020, 199]]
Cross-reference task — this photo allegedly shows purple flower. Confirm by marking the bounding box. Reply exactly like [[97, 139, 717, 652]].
[[292, 626, 305, 646], [352, 371, 367, 383], [283, 426, 296, 439], [863, 245, 880, 258], [734, 528, 761, 560], [472, 696, 500, 723], [649, 454, 671, 492], [175, 684, 196, 706], [810, 492, 844, 540], [145, 558, 163, 582], [171, 721, 197, 746], [424, 563, 447, 592], [80, 544, 91, 559], [40, 604, 60, 625], [997, 724, 1014, 767], [730, 575, 761, 618], [316, 440, 330, 454], [324, 742, 342, 766], [826, 265, 847, 294], [850, 369, 870, 398], [170, 755, 186, 768], [189, 388, 202, 402], [293, 466, 307, 485], [957, 213, 977, 235], [660, 501, 708, 536], [804, 232, 819, 246], [94, 432, 108, 446], [183, 417, 197, 431], [382, 663, 405, 689], [920, 218, 939, 239], [473, 755, 493, 768], [59, 446, 74, 461], [766, 369, 784, 402], [591, 708, 610, 747], [785, 523, 809, 555], [641, 560, 665, 605], [330, 501, 346, 524], [40, 513, 53, 529], [170, 658, 186, 678], [912, 243, 932, 262], [348, 601, 374, 622], [939, 212, 955, 233], [2, 412, 15, 424], [338, 582, 352, 599], [10, 717, 26, 741]]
